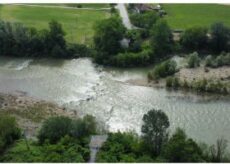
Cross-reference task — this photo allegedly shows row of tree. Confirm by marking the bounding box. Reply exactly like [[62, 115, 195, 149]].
[[0, 20, 91, 58]]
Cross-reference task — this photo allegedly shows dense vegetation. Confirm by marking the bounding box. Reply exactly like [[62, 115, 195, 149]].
[[148, 60, 177, 80], [1, 108, 230, 162], [205, 52, 230, 68], [96, 109, 230, 162], [0, 20, 91, 58], [165, 77, 229, 94], [0, 115, 97, 162], [0, 114, 21, 154]]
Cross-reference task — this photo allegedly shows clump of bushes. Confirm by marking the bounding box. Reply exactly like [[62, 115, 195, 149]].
[[166, 78, 229, 94], [166, 77, 180, 88], [2, 115, 97, 162], [0, 114, 21, 154], [180, 26, 208, 51], [148, 60, 177, 80], [187, 52, 200, 68], [205, 53, 230, 68], [112, 49, 152, 67], [38, 115, 96, 144]]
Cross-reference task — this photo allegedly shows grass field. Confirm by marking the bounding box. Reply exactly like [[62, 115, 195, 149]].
[[0, 4, 110, 44], [162, 4, 230, 30], [36, 3, 110, 8]]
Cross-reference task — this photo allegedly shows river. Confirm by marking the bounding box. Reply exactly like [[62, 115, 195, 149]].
[[0, 56, 230, 147]]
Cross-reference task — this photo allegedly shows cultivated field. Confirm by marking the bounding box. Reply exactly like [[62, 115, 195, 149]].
[[0, 4, 110, 44], [162, 4, 230, 29]]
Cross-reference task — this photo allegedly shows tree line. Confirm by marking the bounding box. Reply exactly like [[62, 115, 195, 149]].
[[0, 20, 91, 58]]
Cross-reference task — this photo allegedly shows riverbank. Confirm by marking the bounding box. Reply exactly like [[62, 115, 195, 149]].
[[0, 92, 76, 138], [125, 64, 230, 94]]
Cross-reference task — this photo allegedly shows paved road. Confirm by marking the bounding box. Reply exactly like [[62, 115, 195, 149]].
[[116, 3, 132, 30]]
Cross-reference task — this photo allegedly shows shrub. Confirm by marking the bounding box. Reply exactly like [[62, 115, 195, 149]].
[[205, 53, 230, 68], [38, 116, 73, 144], [38, 115, 97, 144], [205, 55, 214, 67], [162, 128, 203, 162], [149, 60, 177, 80], [113, 49, 152, 67], [0, 114, 21, 153], [187, 52, 200, 68], [180, 27, 208, 51], [166, 77, 180, 88]]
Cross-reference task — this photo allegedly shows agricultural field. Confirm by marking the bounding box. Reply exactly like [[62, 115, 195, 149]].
[[0, 4, 110, 44], [162, 4, 230, 29]]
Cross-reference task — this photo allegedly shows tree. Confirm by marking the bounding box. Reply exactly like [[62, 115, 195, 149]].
[[38, 116, 72, 144], [71, 115, 97, 139], [210, 22, 230, 53], [130, 11, 159, 30], [150, 20, 174, 58], [148, 60, 177, 80], [180, 26, 208, 51], [187, 52, 200, 68], [210, 138, 228, 162], [96, 132, 148, 162], [93, 16, 126, 57], [163, 128, 203, 162], [0, 114, 21, 153], [141, 109, 170, 156]]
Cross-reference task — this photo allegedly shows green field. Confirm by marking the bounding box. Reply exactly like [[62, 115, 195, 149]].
[[41, 3, 110, 8], [0, 5, 110, 44], [162, 4, 230, 30]]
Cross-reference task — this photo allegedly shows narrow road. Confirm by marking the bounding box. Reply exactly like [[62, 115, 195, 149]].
[[89, 135, 108, 163], [12, 4, 111, 11], [116, 3, 132, 30]]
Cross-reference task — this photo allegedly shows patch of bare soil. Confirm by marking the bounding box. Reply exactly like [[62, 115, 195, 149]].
[[176, 66, 230, 83]]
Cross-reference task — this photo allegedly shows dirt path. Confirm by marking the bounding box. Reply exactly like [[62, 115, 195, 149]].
[[12, 4, 111, 11]]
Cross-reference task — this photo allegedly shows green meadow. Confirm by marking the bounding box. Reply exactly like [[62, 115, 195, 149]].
[[162, 4, 230, 29], [0, 4, 110, 44]]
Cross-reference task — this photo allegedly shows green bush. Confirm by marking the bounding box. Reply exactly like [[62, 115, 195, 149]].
[[162, 128, 203, 162], [1, 136, 89, 162], [187, 52, 200, 68], [166, 77, 180, 88], [113, 49, 152, 67], [0, 114, 21, 153], [205, 53, 230, 68], [149, 60, 177, 80], [96, 132, 152, 162], [38, 115, 96, 144], [180, 27, 208, 51]]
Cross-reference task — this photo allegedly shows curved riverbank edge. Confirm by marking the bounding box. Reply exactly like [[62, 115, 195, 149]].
[[0, 92, 77, 138], [125, 66, 230, 94]]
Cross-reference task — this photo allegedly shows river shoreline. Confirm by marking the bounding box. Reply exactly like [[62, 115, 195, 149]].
[[125, 65, 230, 94], [0, 92, 77, 138]]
